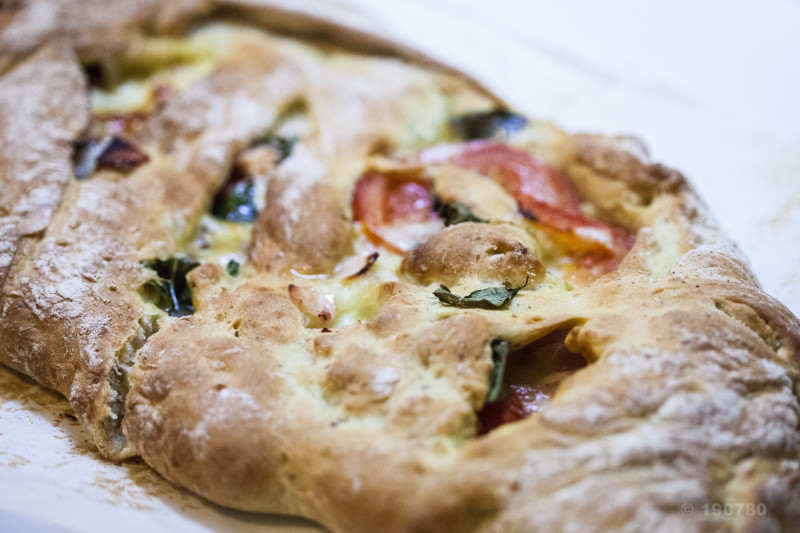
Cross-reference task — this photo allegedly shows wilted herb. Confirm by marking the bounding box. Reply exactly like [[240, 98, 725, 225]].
[[212, 173, 258, 223], [210, 134, 294, 222], [449, 109, 527, 140], [250, 133, 297, 163], [141, 257, 200, 317], [433, 278, 527, 309], [226, 259, 240, 276], [433, 196, 488, 226], [486, 339, 510, 403]]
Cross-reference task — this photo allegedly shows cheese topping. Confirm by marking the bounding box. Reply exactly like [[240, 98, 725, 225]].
[[86, 23, 631, 333]]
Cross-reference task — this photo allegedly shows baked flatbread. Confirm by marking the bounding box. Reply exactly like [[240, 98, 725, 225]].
[[1, 2, 799, 532]]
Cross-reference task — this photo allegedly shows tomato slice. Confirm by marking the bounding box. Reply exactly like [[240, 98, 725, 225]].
[[421, 141, 634, 278], [352, 170, 439, 252], [422, 140, 582, 214], [521, 200, 636, 278], [478, 383, 557, 435], [478, 333, 588, 434], [353, 141, 633, 276], [352, 171, 435, 226]]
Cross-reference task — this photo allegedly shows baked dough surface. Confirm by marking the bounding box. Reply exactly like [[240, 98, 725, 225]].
[[1, 2, 799, 532]]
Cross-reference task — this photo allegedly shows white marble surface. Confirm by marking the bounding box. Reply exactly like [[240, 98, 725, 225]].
[[1, 1, 798, 532]]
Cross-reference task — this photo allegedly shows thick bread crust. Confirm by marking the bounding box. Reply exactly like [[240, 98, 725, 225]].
[[0, 41, 86, 296], [124, 185, 800, 532], [250, 146, 355, 275], [0, 0, 212, 72], [1, 2, 799, 532], [0, 40, 93, 400], [0, 23, 307, 457]]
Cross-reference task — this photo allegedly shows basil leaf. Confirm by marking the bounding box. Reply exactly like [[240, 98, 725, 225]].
[[211, 135, 294, 222], [141, 257, 200, 317], [212, 177, 258, 222], [449, 109, 527, 140], [434, 197, 488, 226], [250, 134, 296, 163], [486, 339, 510, 403], [226, 259, 240, 276], [433, 279, 527, 309]]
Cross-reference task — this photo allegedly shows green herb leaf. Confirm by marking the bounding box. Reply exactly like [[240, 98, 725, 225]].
[[141, 257, 200, 317], [226, 259, 240, 276], [449, 109, 527, 140], [433, 279, 527, 309], [250, 134, 297, 163], [486, 339, 510, 403], [434, 197, 488, 226], [212, 178, 258, 222]]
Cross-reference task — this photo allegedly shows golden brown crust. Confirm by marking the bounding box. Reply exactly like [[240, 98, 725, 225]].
[[571, 133, 685, 197], [1, 3, 799, 533], [0, 41, 86, 293], [0, 16, 307, 458], [401, 222, 545, 287], [250, 147, 354, 275], [0, 0, 195, 72]]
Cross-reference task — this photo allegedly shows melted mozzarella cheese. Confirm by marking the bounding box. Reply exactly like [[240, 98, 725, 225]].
[[89, 32, 222, 113], [188, 215, 252, 270]]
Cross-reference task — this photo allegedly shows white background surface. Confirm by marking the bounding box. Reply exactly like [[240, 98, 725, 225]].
[[1, 1, 799, 532]]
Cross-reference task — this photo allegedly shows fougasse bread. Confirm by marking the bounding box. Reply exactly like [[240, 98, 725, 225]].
[[1, 1, 799, 532]]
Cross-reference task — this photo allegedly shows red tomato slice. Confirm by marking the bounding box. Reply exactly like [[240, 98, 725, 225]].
[[353, 171, 435, 226], [421, 140, 582, 214], [352, 170, 438, 252], [478, 384, 557, 435], [522, 201, 635, 257], [421, 141, 634, 277]]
